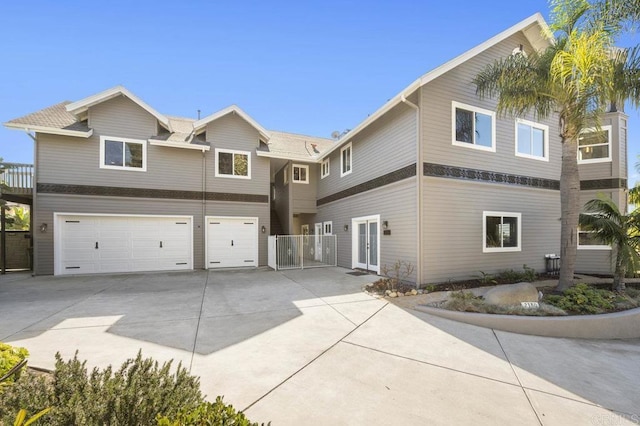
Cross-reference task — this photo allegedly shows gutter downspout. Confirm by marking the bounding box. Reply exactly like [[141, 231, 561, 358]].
[[400, 95, 423, 287], [25, 130, 37, 276], [202, 147, 207, 271]]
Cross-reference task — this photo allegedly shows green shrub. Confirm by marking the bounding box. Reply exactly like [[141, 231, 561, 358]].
[[0, 351, 203, 425], [544, 283, 616, 314], [0, 342, 29, 387], [157, 397, 266, 426], [475, 271, 497, 285]]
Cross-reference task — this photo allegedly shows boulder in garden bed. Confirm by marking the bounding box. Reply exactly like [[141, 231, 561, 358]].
[[483, 282, 539, 306]]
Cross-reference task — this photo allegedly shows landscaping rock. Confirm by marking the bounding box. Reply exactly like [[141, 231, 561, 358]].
[[484, 282, 539, 306], [398, 292, 404, 297], [389, 292, 397, 298], [385, 290, 391, 296], [410, 289, 418, 296]]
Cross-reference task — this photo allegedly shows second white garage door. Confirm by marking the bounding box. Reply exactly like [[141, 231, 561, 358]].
[[206, 217, 258, 268]]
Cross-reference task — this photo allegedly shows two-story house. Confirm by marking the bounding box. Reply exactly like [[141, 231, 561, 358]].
[[4, 13, 626, 285]]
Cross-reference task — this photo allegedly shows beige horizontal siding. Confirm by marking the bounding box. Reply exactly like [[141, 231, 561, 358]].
[[421, 32, 561, 181], [422, 177, 561, 283]]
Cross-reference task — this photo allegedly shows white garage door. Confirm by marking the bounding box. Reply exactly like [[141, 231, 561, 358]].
[[207, 217, 258, 268], [55, 214, 192, 275]]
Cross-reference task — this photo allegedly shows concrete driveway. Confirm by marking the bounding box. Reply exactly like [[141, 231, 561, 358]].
[[1, 268, 638, 425]]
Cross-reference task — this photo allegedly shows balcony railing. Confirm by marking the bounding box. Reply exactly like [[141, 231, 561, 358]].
[[1, 163, 33, 194]]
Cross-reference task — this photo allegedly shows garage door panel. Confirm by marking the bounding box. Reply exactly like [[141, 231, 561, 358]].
[[207, 217, 258, 269], [56, 215, 192, 275]]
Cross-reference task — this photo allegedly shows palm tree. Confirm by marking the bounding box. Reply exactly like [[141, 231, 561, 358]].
[[579, 197, 640, 292], [473, 0, 640, 291]]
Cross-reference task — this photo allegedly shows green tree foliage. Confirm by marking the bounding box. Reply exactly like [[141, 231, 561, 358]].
[[579, 196, 640, 291]]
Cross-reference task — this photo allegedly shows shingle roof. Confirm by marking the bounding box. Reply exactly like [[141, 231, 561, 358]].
[[6, 101, 87, 131], [262, 130, 335, 160]]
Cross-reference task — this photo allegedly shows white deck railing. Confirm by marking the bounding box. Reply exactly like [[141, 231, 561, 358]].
[[268, 235, 337, 270], [1, 163, 33, 194]]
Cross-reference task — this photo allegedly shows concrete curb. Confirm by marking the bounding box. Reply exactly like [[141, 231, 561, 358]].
[[414, 305, 640, 339]]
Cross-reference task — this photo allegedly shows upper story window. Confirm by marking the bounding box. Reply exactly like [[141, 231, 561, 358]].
[[321, 158, 330, 179], [452, 101, 496, 152], [578, 125, 612, 164], [100, 136, 146, 171], [483, 211, 521, 253], [215, 148, 251, 179], [341, 142, 352, 177], [292, 164, 309, 184], [516, 119, 549, 161]]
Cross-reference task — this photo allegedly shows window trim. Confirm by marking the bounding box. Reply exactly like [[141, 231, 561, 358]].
[[451, 101, 496, 152], [323, 221, 333, 235], [578, 125, 612, 164], [577, 225, 612, 250], [284, 165, 289, 185], [515, 119, 549, 162], [292, 164, 309, 184], [340, 142, 353, 177], [215, 148, 251, 179], [321, 158, 330, 179], [99, 136, 147, 172], [482, 211, 522, 253]]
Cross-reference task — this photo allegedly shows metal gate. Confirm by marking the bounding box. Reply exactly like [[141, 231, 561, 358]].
[[268, 235, 337, 270]]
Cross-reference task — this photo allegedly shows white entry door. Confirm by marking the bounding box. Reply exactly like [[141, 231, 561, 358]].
[[314, 223, 323, 261], [352, 215, 380, 273], [207, 217, 258, 268], [55, 214, 193, 275]]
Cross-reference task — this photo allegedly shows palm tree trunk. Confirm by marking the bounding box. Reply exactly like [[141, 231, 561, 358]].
[[613, 244, 626, 292], [557, 135, 580, 291]]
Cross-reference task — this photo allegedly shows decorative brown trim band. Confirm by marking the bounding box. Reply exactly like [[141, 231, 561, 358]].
[[316, 164, 416, 206], [580, 178, 627, 190], [37, 183, 268, 203], [423, 163, 560, 190]]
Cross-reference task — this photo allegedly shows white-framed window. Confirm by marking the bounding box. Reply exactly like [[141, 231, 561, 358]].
[[215, 148, 251, 179], [515, 119, 549, 161], [323, 221, 333, 235], [578, 125, 612, 164], [483, 211, 521, 252], [452, 101, 496, 152], [292, 164, 309, 184], [99, 136, 147, 171], [578, 227, 611, 250], [340, 142, 352, 177], [284, 165, 289, 185], [321, 158, 330, 179]]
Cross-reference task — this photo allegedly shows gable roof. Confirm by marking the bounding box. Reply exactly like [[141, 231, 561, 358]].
[[65, 85, 172, 132], [318, 13, 553, 160], [193, 105, 271, 141], [4, 101, 93, 137]]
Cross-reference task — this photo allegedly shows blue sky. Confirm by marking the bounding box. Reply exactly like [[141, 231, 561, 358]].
[[1, 0, 638, 183]]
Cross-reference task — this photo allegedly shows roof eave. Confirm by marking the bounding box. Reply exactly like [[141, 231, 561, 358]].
[[4, 122, 94, 138], [256, 149, 320, 162], [193, 106, 271, 142], [148, 139, 210, 151]]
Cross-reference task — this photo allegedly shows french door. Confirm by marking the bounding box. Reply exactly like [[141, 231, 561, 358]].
[[314, 223, 323, 261], [352, 215, 380, 273]]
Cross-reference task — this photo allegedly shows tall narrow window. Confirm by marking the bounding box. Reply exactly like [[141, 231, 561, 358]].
[[215, 149, 251, 179], [452, 101, 496, 152], [516, 119, 548, 161], [341, 142, 352, 177], [321, 158, 330, 179]]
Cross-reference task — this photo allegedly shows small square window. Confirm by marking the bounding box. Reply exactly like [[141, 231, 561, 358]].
[[215, 149, 250, 179], [452, 101, 496, 152], [483, 211, 521, 252], [341, 142, 352, 177], [578, 126, 612, 164], [292, 164, 309, 184], [323, 221, 333, 235], [321, 158, 330, 179], [516, 119, 548, 161], [100, 136, 146, 171]]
